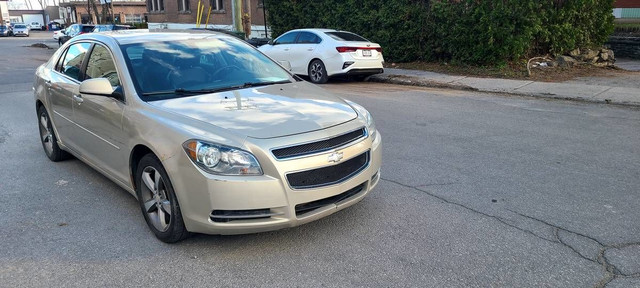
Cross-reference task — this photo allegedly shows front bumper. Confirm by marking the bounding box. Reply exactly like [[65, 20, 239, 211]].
[[163, 123, 382, 235]]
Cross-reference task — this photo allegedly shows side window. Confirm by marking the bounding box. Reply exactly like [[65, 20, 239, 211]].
[[58, 42, 91, 81], [274, 32, 298, 45], [85, 44, 120, 88], [296, 32, 320, 44]]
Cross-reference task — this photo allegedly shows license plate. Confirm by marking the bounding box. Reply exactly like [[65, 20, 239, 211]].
[[362, 50, 372, 57]]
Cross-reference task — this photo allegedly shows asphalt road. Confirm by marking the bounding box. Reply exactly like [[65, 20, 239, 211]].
[[1, 33, 639, 287]]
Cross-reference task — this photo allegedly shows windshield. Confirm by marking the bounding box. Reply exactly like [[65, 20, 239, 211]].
[[121, 36, 294, 100], [15, 25, 26, 29], [325, 31, 369, 42], [0, 26, 6, 30]]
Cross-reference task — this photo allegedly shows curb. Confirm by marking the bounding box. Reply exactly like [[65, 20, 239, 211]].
[[367, 74, 478, 92], [368, 74, 640, 108]]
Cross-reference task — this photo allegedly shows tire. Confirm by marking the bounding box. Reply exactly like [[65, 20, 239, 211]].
[[308, 59, 329, 84], [136, 153, 189, 243], [37, 105, 71, 162]]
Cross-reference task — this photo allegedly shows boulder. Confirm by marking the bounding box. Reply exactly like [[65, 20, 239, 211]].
[[578, 49, 599, 61], [556, 55, 578, 68], [569, 48, 581, 57]]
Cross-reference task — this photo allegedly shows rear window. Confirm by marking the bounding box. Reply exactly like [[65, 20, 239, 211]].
[[82, 26, 94, 33], [325, 32, 369, 42], [15, 25, 26, 29], [0, 25, 6, 30]]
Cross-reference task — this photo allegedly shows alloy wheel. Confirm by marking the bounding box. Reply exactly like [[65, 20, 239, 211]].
[[39, 112, 54, 156], [140, 166, 172, 232], [310, 62, 324, 82]]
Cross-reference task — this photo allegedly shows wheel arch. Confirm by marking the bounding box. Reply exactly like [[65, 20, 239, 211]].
[[129, 144, 155, 191], [307, 58, 323, 73]]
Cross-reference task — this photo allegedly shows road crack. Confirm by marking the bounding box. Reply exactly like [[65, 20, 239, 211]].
[[380, 177, 640, 287]]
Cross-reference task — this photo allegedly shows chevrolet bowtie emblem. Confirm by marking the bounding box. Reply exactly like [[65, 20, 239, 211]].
[[327, 152, 344, 163]]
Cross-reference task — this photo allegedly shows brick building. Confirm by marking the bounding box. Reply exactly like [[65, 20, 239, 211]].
[[145, 0, 268, 38], [614, 0, 640, 18], [59, 0, 147, 25]]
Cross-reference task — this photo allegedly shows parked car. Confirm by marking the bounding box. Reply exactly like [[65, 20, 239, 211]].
[[0, 25, 12, 37], [52, 29, 65, 40], [247, 37, 271, 47], [29, 22, 43, 30], [12, 23, 29, 37], [92, 24, 132, 32], [258, 28, 384, 84], [58, 24, 95, 45], [34, 31, 382, 243]]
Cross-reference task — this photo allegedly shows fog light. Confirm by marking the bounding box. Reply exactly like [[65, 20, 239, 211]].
[[343, 61, 355, 69]]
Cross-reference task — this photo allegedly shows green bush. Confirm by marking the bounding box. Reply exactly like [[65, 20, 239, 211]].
[[265, 0, 615, 65]]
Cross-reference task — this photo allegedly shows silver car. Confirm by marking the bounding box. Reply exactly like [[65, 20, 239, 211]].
[[34, 30, 382, 243], [12, 23, 29, 37]]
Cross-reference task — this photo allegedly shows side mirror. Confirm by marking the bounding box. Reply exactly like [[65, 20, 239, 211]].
[[79, 78, 115, 97], [268, 39, 274, 45], [278, 61, 292, 71]]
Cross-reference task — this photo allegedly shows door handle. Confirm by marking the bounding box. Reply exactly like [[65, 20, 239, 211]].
[[284, 48, 290, 51], [307, 48, 314, 51], [45, 80, 52, 88], [73, 94, 84, 104]]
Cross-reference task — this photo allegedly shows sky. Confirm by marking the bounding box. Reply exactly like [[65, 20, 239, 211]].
[[8, 0, 57, 10]]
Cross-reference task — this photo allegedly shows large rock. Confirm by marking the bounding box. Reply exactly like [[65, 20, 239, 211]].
[[556, 55, 578, 68], [569, 48, 581, 57], [581, 49, 599, 61]]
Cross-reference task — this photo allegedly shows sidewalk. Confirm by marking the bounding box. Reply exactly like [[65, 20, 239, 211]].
[[368, 66, 640, 107]]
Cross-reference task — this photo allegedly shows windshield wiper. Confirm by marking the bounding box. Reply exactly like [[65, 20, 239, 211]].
[[142, 80, 292, 97]]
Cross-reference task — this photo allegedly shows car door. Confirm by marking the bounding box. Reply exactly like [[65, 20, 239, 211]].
[[73, 43, 128, 182], [288, 31, 322, 75], [48, 42, 92, 151], [263, 31, 298, 65]]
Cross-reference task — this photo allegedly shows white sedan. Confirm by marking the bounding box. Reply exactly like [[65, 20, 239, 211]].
[[258, 29, 384, 84]]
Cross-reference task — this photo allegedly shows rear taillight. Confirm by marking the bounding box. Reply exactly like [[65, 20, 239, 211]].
[[336, 47, 358, 53], [336, 46, 383, 53]]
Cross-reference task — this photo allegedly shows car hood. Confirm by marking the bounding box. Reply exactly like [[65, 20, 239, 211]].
[[148, 82, 358, 139]]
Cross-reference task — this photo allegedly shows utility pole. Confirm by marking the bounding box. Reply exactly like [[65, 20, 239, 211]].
[[87, 0, 90, 23], [262, 0, 267, 38], [232, 0, 242, 33]]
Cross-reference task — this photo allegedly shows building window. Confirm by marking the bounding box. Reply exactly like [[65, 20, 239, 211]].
[[178, 0, 190, 11], [148, 0, 164, 11], [125, 14, 144, 23], [210, 0, 223, 11]]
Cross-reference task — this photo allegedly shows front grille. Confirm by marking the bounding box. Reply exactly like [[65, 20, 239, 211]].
[[286, 151, 369, 189], [295, 182, 366, 216], [272, 128, 366, 159]]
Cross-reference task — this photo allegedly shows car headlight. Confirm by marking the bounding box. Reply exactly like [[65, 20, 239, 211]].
[[183, 140, 262, 176], [346, 100, 377, 139]]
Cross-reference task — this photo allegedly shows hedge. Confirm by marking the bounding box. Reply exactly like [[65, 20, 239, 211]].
[[264, 0, 615, 65]]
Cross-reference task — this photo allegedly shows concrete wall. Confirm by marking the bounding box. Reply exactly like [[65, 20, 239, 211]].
[[607, 36, 640, 59]]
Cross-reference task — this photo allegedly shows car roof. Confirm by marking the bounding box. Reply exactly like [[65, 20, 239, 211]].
[[288, 28, 337, 33], [72, 29, 238, 46]]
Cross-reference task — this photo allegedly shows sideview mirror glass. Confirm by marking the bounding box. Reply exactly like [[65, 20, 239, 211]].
[[79, 78, 115, 97], [269, 40, 274, 45]]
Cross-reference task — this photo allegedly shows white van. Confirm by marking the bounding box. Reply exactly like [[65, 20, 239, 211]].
[[28, 22, 42, 30]]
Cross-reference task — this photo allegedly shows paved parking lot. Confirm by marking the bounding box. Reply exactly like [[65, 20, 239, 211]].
[[0, 34, 639, 287]]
